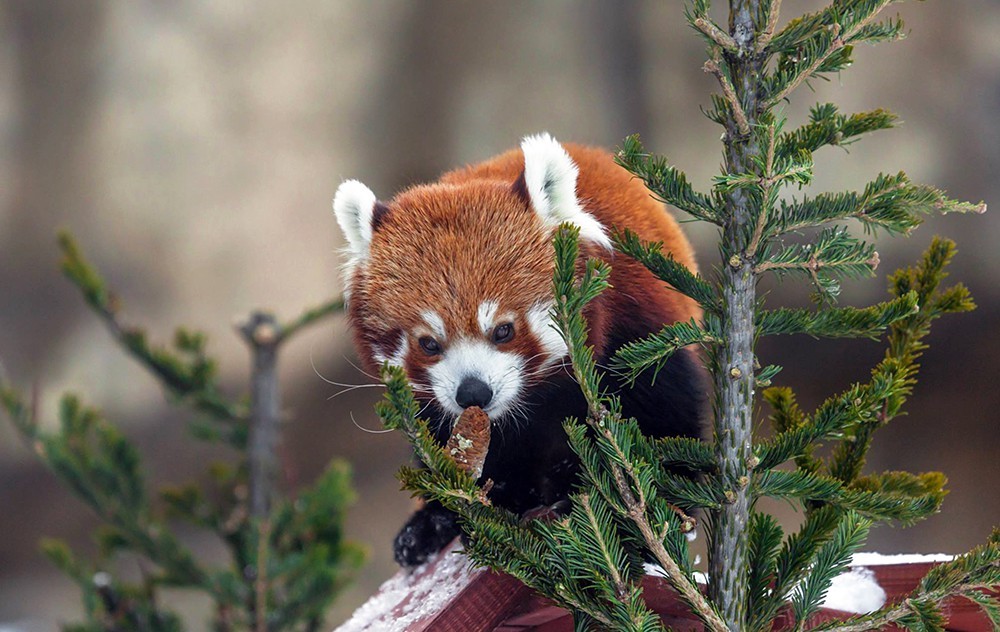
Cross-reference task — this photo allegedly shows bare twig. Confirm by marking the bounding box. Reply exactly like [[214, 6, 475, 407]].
[[239, 312, 282, 519], [277, 297, 344, 344], [755, 0, 783, 53], [704, 57, 751, 137], [693, 17, 739, 52]]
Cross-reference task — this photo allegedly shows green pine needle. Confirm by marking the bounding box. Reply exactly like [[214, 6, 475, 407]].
[[612, 319, 714, 384], [774, 173, 986, 237], [614, 228, 720, 312], [791, 511, 871, 625], [615, 135, 721, 225], [756, 292, 918, 339], [776, 104, 898, 158]]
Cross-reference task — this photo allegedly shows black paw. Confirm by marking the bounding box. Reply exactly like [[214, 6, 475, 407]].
[[393, 503, 460, 568]]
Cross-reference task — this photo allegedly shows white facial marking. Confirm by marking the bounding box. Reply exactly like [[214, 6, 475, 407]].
[[520, 133, 612, 249], [389, 337, 409, 368], [527, 300, 569, 367], [421, 310, 447, 340], [427, 339, 524, 419], [371, 333, 408, 368], [477, 300, 499, 335]]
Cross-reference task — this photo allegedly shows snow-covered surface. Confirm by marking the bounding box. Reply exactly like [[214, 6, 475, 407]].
[[339, 547, 956, 630], [818, 552, 954, 614], [851, 552, 954, 566], [821, 566, 886, 614], [644, 552, 958, 616], [335, 542, 480, 632]]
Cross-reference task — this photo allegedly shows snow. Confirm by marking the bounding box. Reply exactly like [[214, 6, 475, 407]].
[[334, 542, 480, 632], [850, 552, 954, 566], [818, 552, 954, 614], [643, 551, 956, 616], [821, 566, 886, 614]]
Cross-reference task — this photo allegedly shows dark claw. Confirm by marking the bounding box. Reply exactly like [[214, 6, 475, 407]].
[[393, 503, 460, 568]]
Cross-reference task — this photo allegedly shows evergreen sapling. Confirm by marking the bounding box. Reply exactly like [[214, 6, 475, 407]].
[[1, 233, 364, 632], [377, 1, 1000, 630]]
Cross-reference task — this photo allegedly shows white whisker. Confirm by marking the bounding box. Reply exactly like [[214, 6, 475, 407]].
[[350, 410, 395, 434]]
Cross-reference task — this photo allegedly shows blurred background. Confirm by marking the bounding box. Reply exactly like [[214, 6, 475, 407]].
[[0, 0, 997, 629]]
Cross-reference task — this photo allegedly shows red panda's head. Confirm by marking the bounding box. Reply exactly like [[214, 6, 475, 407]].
[[333, 134, 610, 422]]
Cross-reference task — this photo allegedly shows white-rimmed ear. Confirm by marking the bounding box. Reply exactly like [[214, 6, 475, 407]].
[[333, 179, 378, 260], [520, 133, 611, 249]]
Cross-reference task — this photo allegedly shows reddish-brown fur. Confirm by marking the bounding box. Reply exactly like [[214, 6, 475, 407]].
[[347, 143, 701, 378], [343, 140, 707, 567]]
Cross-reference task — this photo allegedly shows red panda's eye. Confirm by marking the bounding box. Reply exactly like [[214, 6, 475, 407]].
[[418, 336, 441, 355], [492, 323, 514, 344]]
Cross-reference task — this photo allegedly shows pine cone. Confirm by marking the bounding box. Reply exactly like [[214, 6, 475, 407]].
[[446, 406, 491, 479]]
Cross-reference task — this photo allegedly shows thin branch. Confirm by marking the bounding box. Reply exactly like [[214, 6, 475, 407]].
[[767, 1, 893, 107], [238, 312, 282, 519], [589, 412, 728, 632], [694, 17, 739, 52], [578, 494, 627, 600], [277, 297, 344, 344], [704, 57, 752, 137], [754, 252, 880, 275], [755, 0, 783, 53]]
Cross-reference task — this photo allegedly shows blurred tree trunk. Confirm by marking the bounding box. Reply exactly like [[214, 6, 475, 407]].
[[2, 0, 108, 375], [361, 2, 482, 192], [582, 0, 651, 140]]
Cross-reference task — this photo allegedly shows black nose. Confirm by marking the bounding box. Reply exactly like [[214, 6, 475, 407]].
[[455, 377, 493, 409]]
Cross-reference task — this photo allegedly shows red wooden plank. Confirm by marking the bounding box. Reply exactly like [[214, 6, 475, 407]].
[[339, 543, 996, 632], [335, 540, 531, 632]]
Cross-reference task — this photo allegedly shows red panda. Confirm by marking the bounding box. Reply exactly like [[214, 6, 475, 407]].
[[334, 133, 708, 567]]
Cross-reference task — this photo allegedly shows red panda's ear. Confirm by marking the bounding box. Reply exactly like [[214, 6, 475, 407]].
[[333, 179, 384, 261], [520, 133, 611, 249]]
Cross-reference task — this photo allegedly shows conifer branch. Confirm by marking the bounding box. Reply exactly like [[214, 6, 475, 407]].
[[753, 470, 943, 525], [615, 135, 722, 225], [792, 511, 871, 628], [613, 229, 720, 312], [756, 226, 881, 302], [750, 505, 842, 628], [756, 293, 917, 340], [615, 453, 729, 632], [578, 494, 628, 600], [745, 512, 784, 630], [757, 374, 898, 471], [776, 105, 898, 158], [767, 0, 899, 107], [810, 529, 1000, 632], [767, 20, 845, 107], [829, 238, 976, 484], [58, 231, 247, 428], [704, 55, 752, 137], [612, 319, 715, 383], [755, 0, 782, 53], [774, 173, 985, 238]]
